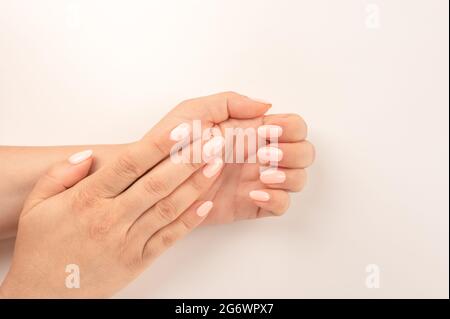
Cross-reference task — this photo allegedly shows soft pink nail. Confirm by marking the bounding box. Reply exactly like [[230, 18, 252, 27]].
[[68, 150, 93, 165], [260, 169, 286, 184], [257, 125, 283, 138], [249, 96, 271, 105], [203, 136, 225, 159], [170, 123, 191, 141], [203, 157, 223, 178], [197, 201, 213, 217], [257, 147, 283, 162], [249, 190, 271, 202]]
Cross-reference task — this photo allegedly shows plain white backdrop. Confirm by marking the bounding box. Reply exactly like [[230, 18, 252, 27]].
[[0, 0, 448, 298]]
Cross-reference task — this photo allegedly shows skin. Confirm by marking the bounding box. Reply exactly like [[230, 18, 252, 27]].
[[0, 92, 314, 298], [0, 144, 125, 239], [0, 115, 312, 237], [205, 113, 314, 222]]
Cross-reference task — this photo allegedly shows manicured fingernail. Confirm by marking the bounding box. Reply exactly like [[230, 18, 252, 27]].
[[170, 123, 191, 141], [257, 147, 283, 162], [203, 157, 223, 178], [249, 190, 271, 202], [197, 201, 213, 217], [258, 125, 283, 138], [203, 136, 225, 159], [249, 97, 271, 105], [68, 150, 93, 164], [260, 169, 286, 184]]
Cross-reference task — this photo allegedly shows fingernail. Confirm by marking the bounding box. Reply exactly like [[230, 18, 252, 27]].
[[258, 125, 283, 138], [249, 97, 271, 105], [68, 150, 93, 164], [170, 123, 191, 141], [260, 169, 286, 184], [203, 157, 224, 178], [249, 190, 271, 202], [257, 147, 283, 163], [197, 201, 213, 217], [203, 136, 225, 159]]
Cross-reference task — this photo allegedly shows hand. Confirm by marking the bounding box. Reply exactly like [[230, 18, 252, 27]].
[[0, 92, 270, 298], [198, 114, 315, 224]]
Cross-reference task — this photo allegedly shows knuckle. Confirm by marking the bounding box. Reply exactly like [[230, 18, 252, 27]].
[[176, 98, 199, 113], [219, 91, 239, 99], [143, 176, 170, 198], [113, 152, 141, 180], [142, 242, 158, 261], [189, 176, 204, 194], [89, 219, 112, 240], [71, 187, 99, 212], [149, 138, 168, 157], [124, 254, 144, 272], [160, 231, 177, 248], [42, 173, 64, 190], [118, 236, 144, 271], [119, 240, 144, 271], [179, 96, 195, 106], [179, 217, 196, 231], [154, 198, 178, 222]]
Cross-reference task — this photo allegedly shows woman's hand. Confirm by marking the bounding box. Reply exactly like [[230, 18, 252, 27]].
[[0, 92, 270, 298], [202, 113, 315, 224], [0, 94, 314, 240]]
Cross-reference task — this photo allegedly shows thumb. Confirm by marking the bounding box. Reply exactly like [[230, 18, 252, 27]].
[[169, 92, 272, 123], [23, 150, 94, 212]]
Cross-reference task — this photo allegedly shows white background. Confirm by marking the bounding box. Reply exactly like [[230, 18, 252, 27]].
[[0, 0, 448, 298]]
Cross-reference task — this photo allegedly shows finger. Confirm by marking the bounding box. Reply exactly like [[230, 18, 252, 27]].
[[23, 150, 94, 212], [248, 189, 291, 216], [89, 92, 271, 197], [259, 168, 307, 192], [259, 114, 308, 142], [257, 141, 315, 169], [142, 201, 214, 263], [126, 158, 223, 247], [117, 134, 224, 220]]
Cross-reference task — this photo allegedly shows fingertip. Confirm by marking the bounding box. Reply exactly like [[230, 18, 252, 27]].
[[228, 95, 272, 119], [68, 149, 93, 165], [247, 96, 272, 106], [262, 114, 308, 142], [64, 150, 95, 188], [249, 190, 271, 202], [196, 201, 214, 217], [249, 189, 290, 216]]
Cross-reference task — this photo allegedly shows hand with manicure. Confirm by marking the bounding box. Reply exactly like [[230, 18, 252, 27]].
[[0, 92, 314, 298], [0, 92, 271, 298], [196, 111, 315, 223]]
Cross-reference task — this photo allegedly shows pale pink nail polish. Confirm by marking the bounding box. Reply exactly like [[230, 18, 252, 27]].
[[249, 97, 271, 105], [203, 157, 223, 178], [68, 150, 93, 165], [260, 169, 286, 184], [257, 147, 283, 163], [203, 136, 225, 159], [249, 190, 271, 202], [257, 125, 283, 138], [197, 201, 213, 217], [170, 123, 191, 141]]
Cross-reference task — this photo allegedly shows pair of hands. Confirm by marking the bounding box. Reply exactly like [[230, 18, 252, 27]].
[[0, 92, 314, 298]]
